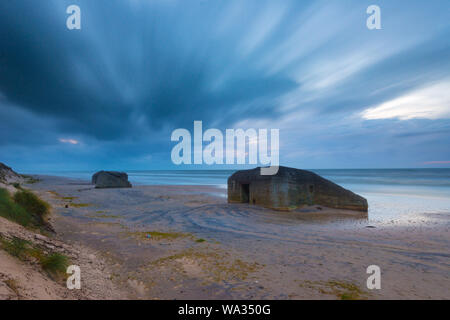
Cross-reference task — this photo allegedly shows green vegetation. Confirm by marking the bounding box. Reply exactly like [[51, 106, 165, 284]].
[[47, 190, 61, 197], [13, 189, 50, 222], [47, 190, 79, 201], [40, 253, 69, 274], [62, 196, 78, 200], [150, 249, 260, 282], [87, 212, 121, 219], [0, 188, 33, 227], [123, 230, 189, 241], [47, 190, 90, 207], [0, 235, 69, 276], [298, 279, 367, 300], [0, 188, 51, 229], [326, 280, 366, 300], [21, 175, 40, 184], [69, 202, 91, 208], [0, 236, 31, 259], [122, 230, 209, 244]]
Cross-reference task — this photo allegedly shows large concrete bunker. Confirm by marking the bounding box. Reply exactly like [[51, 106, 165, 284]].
[[228, 166, 368, 212]]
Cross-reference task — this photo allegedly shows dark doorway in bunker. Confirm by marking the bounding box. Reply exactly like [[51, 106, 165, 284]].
[[241, 184, 249, 203]]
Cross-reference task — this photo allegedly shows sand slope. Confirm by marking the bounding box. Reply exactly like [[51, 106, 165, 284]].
[[0, 215, 126, 300]]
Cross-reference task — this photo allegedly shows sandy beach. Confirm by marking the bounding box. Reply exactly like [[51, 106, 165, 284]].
[[19, 174, 449, 300]]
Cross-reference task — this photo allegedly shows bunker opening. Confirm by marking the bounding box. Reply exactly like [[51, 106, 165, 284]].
[[241, 184, 250, 203]]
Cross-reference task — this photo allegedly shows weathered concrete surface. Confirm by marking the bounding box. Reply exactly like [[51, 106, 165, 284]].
[[92, 171, 132, 189], [228, 166, 368, 212]]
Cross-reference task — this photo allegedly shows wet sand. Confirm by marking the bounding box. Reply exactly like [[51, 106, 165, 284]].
[[29, 175, 450, 299]]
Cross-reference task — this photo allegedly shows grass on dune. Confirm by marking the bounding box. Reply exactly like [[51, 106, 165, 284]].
[[0, 236, 31, 259], [0, 188, 50, 229], [0, 235, 69, 276], [0, 189, 33, 227], [0, 188, 69, 277], [13, 189, 50, 221], [40, 253, 69, 274]]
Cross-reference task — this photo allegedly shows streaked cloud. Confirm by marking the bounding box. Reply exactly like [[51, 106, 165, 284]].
[[238, 2, 287, 56], [59, 138, 79, 145], [361, 81, 450, 120]]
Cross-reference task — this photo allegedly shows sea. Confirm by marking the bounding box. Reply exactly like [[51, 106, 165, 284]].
[[34, 168, 450, 224]]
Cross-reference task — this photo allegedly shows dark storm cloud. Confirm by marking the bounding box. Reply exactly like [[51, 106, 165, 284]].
[[0, 0, 297, 142]]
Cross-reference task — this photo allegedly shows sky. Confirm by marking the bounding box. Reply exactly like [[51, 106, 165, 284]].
[[0, 0, 449, 172]]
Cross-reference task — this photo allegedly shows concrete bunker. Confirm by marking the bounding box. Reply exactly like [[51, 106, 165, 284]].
[[228, 166, 368, 212]]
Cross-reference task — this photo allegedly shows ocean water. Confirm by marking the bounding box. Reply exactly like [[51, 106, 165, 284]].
[[37, 169, 450, 224]]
